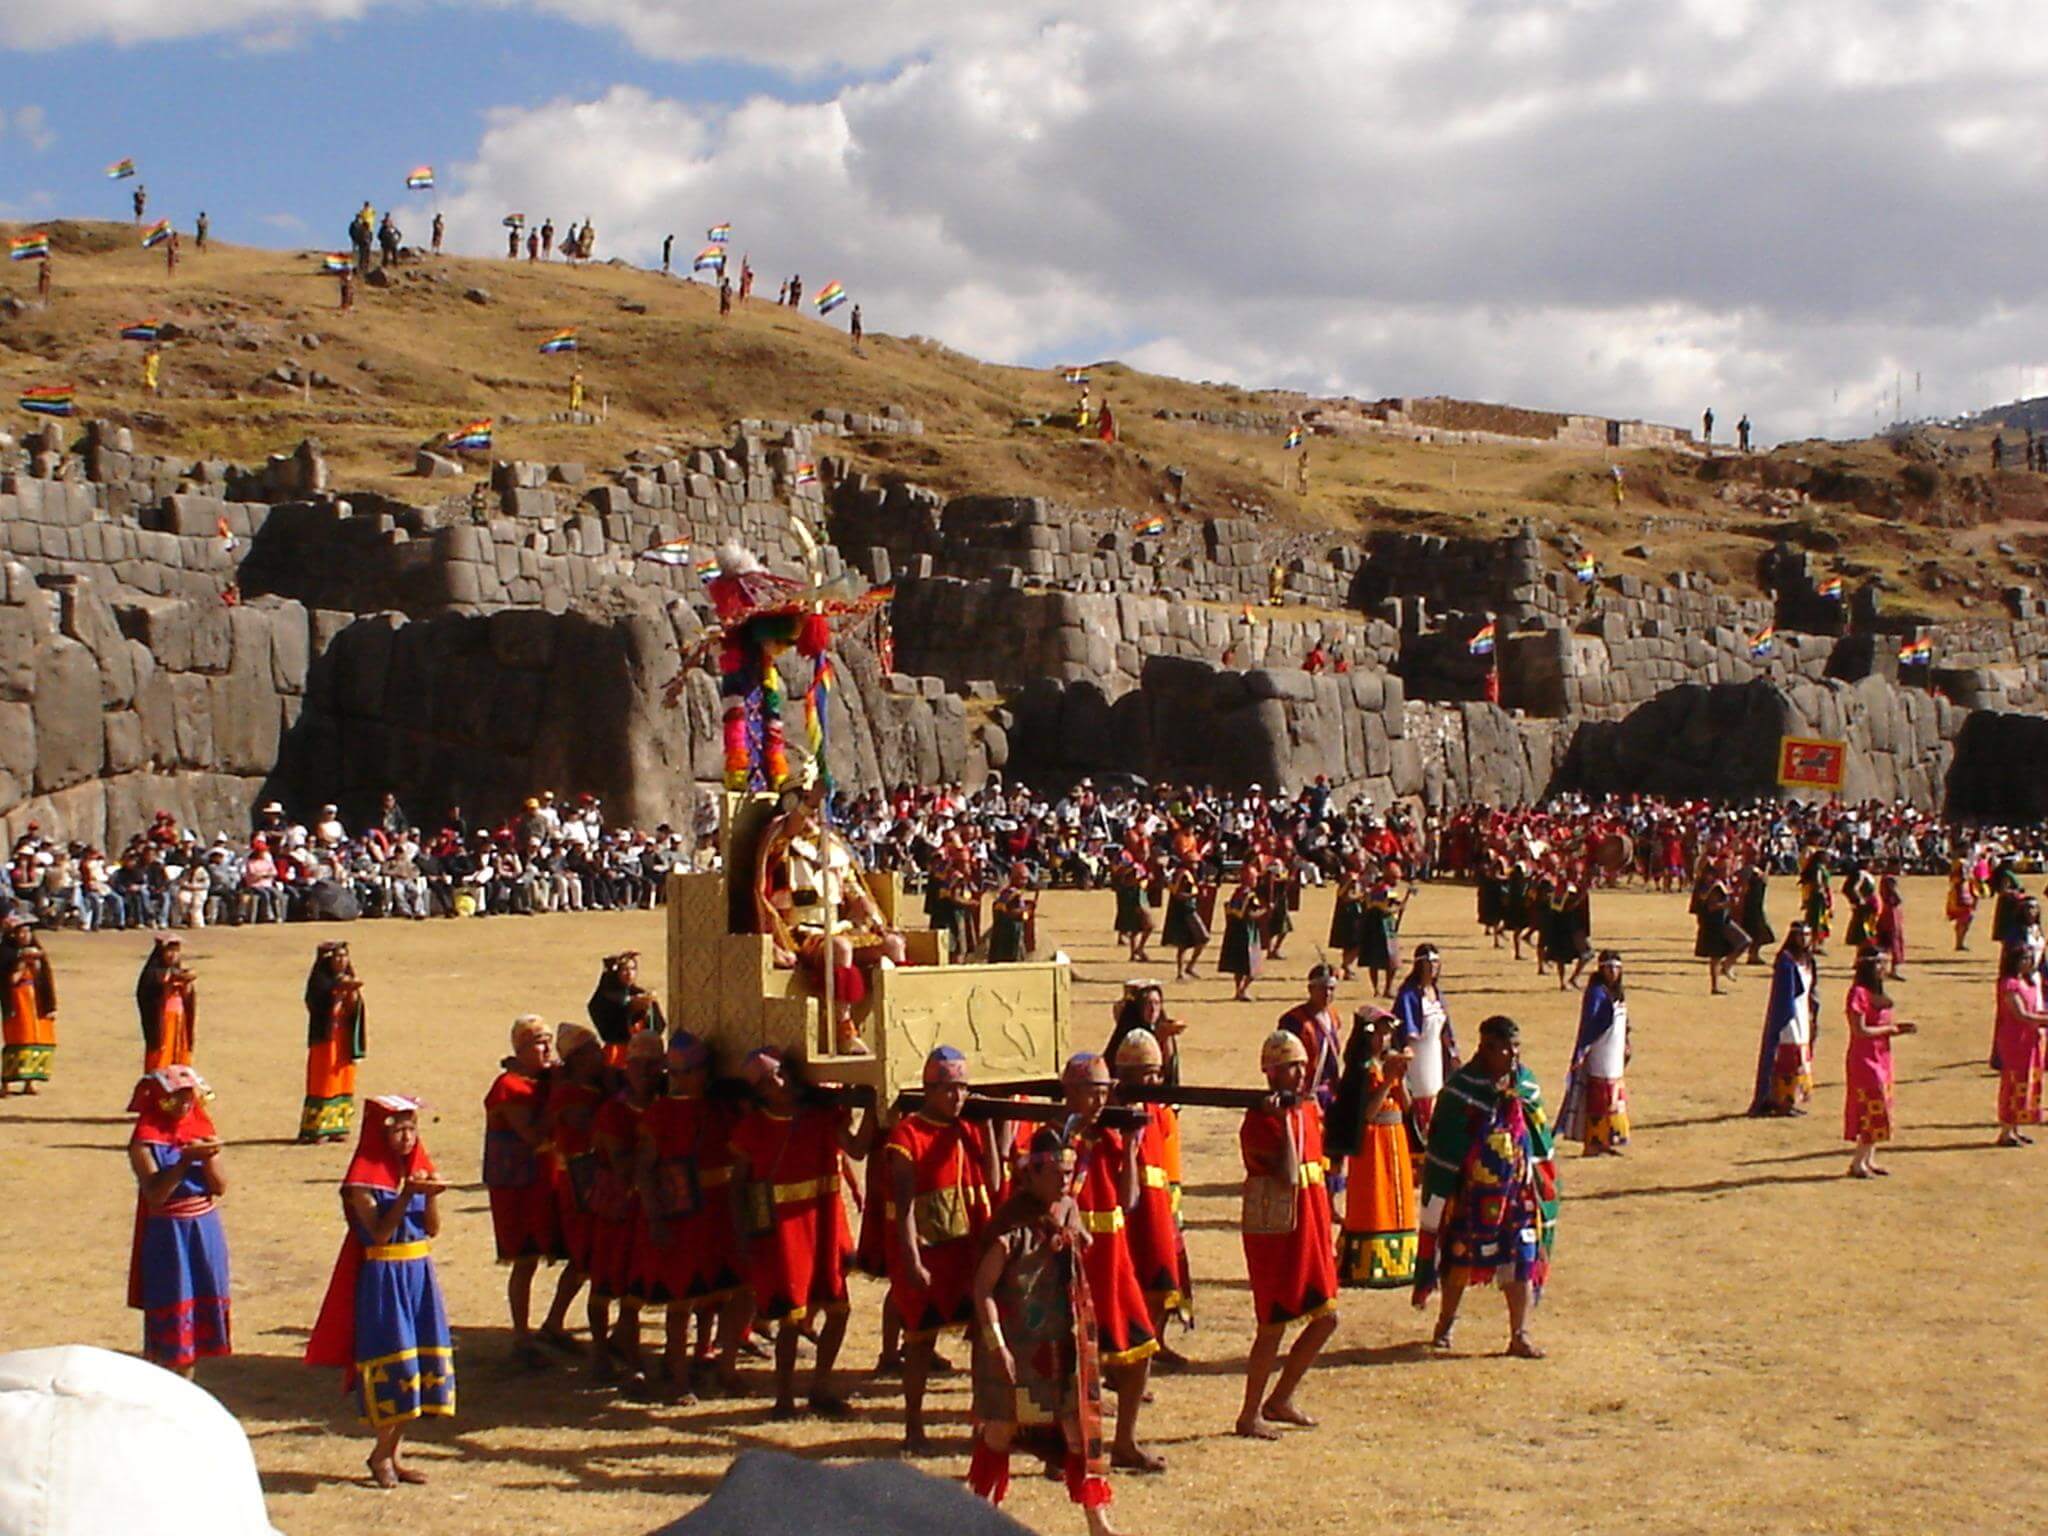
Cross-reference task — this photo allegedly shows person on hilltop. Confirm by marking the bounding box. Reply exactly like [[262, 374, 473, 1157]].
[[431, 212, 444, 255], [1702, 405, 1714, 445], [1737, 413, 1752, 452], [661, 232, 673, 274], [142, 344, 162, 396], [850, 304, 864, 349], [338, 264, 355, 312], [164, 228, 180, 276], [36, 253, 50, 306], [195, 211, 209, 252], [719, 274, 733, 316], [352, 201, 375, 272], [789, 274, 803, 307], [739, 253, 754, 301], [1412, 1014, 1557, 1358], [541, 218, 556, 260], [527, 228, 540, 262], [133, 183, 148, 222]]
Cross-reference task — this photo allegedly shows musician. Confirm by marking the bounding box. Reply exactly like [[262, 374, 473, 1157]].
[[300, 941, 366, 1143], [755, 780, 906, 1054], [587, 951, 666, 1069]]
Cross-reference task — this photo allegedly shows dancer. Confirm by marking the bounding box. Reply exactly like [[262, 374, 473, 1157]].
[[1555, 951, 1630, 1155], [886, 1045, 997, 1450], [966, 1127, 1119, 1535], [1413, 1015, 1556, 1358], [987, 863, 1035, 963], [1992, 943, 2047, 1148], [0, 915, 56, 1094], [137, 934, 197, 1071], [1798, 847, 1834, 954], [1946, 858, 1977, 951], [1328, 856, 1366, 980], [587, 951, 666, 1068], [1359, 870, 1405, 997], [482, 1016, 577, 1365], [1235, 1029, 1339, 1438], [1749, 923, 1818, 1116], [1328, 1007, 1416, 1288], [1111, 852, 1153, 963], [305, 1094, 454, 1488], [126, 1065, 230, 1378], [1876, 872, 1906, 978], [726, 1047, 873, 1419], [1161, 859, 1211, 980], [1738, 851, 1775, 965], [1060, 1051, 1163, 1472], [1393, 944, 1458, 1136], [1218, 865, 1267, 1002], [300, 941, 366, 1143], [1843, 949, 1916, 1179]]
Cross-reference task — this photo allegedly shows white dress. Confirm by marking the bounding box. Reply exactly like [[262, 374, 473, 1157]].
[[1405, 992, 1449, 1101]]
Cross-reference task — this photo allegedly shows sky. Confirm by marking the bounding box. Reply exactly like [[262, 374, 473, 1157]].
[[3, 0, 2047, 443]]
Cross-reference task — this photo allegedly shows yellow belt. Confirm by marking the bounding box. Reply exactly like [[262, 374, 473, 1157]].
[[1299, 1161, 1327, 1187], [1079, 1207, 1125, 1234], [366, 1241, 431, 1261], [774, 1173, 840, 1204], [1141, 1166, 1169, 1190]]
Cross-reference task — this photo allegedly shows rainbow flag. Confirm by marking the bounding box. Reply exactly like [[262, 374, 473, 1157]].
[[1572, 552, 1598, 583], [638, 539, 695, 567], [1134, 513, 1167, 538], [794, 460, 819, 487], [502, 213, 525, 228], [1468, 621, 1496, 657], [1749, 625, 1776, 660], [442, 418, 493, 453], [814, 280, 848, 315], [9, 233, 49, 262], [697, 556, 720, 580], [693, 244, 725, 273], [1818, 574, 1844, 600], [1898, 634, 1932, 665], [538, 329, 578, 355], [1062, 368, 1090, 385], [322, 253, 354, 274], [140, 219, 172, 249], [20, 384, 75, 418], [107, 157, 136, 180], [120, 319, 160, 343], [804, 654, 834, 786], [406, 165, 435, 190], [1284, 426, 1304, 450], [706, 223, 731, 243]]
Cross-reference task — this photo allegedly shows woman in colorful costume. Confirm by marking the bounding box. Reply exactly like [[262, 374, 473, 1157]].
[[587, 950, 666, 1069], [1327, 1007, 1416, 1288], [305, 1094, 454, 1488], [1218, 866, 1266, 1002], [1555, 950, 1630, 1155], [1161, 859, 1212, 980], [886, 1044, 997, 1450], [1993, 941, 2048, 1148], [1235, 1030, 1339, 1438], [300, 941, 366, 1143], [1413, 1014, 1556, 1359], [137, 934, 197, 1072], [1946, 857, 1977, 951], [1393, 944, 1458, 1137], [1749, 923, 1818, 1116], [1110, 852, 1152, 963], [127, 1064, 230, 1377], [967, 1126, 1119, 1535], [543, 1021, 607, 1323], [0, 915, 57, 1093], [1843, 948, 1916, 1179]]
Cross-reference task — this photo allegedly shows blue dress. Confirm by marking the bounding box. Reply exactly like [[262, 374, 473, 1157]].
[[136, 1142, 232, 1369], [352, 1190, 456, 1426]]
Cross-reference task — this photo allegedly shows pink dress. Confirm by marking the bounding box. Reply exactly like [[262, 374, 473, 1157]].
[[1842, 984, 1895, 1144], [1995, 976, 2046, 1127]]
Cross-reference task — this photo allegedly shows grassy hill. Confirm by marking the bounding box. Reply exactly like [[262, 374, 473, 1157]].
[[4, 219, 2045, 618]]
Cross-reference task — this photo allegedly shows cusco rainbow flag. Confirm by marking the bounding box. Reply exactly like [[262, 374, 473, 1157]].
[[637, 539, 695, 566], [1468, 621, 1497, 657], [406, 166, 435, 190], [321, 253, 354, 274], [140, 219, 172, 249], [120, 319, 161, 343], [20, 384, 75, 418], [706, 223, 731, 243], [442, 418, 493, 453], [1284, 426, 1304, 449], [794, 461, 819, 487], [1134, 513, 1167, 537], [814, 281, 848, 315], [1897, 634, 1932, 665], [1818, 574, 1844, 600], [1748, 625, 1776, 659], [1572, 552, 1598, 583], [693, 245, 725, 272], [106, 158, 136, 180], [9, 233, 49, 262], [538, 329, 579, 354]]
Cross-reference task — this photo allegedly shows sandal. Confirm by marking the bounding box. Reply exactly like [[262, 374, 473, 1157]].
[[1507, 1333, 1547, 1360]]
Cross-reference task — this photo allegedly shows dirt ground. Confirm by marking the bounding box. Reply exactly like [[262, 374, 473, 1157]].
[[3, 876, 2043, 1534]]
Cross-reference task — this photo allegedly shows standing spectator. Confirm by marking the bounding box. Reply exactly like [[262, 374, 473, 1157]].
[[789, 274, 803, 308], [1701, 406, 1714, 445], [661, 233, 673, 274], [527, 228, 540, 262], [195, 211, 209, 252], [133, 183, 148, 223], [36, 254, 50, 306], [1737, 414, 1752, 452], [719, 275, 732, 316], [541, 218, 555, 259], [849, 304, 863, 349], [1992, 434, 2006, 471], [164, 229, 180, 276], [431, 212, 444, 255], [338, 265, 355, 312]]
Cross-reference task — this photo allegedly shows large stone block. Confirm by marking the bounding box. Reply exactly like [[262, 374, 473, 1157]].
[[30, 637, 105, 793]]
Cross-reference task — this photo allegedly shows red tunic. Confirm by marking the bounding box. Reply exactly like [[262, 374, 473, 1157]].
[[1072, 1126, 1158, 1367], [549, 1078, 606, 1272], [1124, 1103, 1184, 1313], [1239, 1100, 1339, 1326], [882, 1112, 993, 1339], [483, 1068, 561, 1262], [728, 1104, 855, 1324], [588, 1094, 647, 1299], [639, 1094, 742, 1306]]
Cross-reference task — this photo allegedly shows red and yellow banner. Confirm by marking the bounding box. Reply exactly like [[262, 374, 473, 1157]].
[[1777, 736, 1847, 793]]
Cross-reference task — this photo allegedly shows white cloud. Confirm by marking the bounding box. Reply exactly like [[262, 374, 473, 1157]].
[[11, 103, 53, 150], [258, 210, 307, 231], [0, 0, 380, 49]]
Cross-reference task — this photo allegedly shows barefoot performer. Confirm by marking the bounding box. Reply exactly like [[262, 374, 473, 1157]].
[[306, 1094, 455, 1488], [1328, 1007, 1417, 1288], [1413, 1014, 1557, 1359], [727, 1047, 874, 1419], [886, 1045, 998, 1450], [587, 1031, 663, 1384], [126, 1065, 230, 1379], [0, 916, 56, 1094], [1993, 941, 2048, 1148], [1748, 923, 1817, 1117], [300, 941, 366, 1143], [1393, 944, 1457, 1137], [482, 1016, 578, 1366], [543, 1021, 605, 1334], [1061, 1051, 1164, 1472], [1235, 1029, 1340, 1438], [1555, 951, 1630, 1156], [968, 1126, 1120, 1535], [1844, 949, 1916, 1179], [137, 934, 197, 1072]]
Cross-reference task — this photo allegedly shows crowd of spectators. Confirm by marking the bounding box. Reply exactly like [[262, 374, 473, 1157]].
[[0, 775, 2033, 935]]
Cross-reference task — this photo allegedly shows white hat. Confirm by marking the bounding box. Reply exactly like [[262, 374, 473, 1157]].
[[0, 1346, 283, 1535]]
